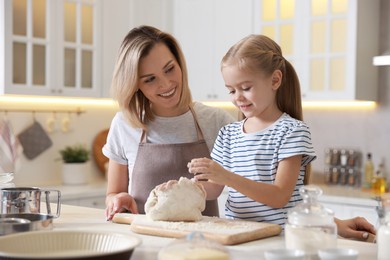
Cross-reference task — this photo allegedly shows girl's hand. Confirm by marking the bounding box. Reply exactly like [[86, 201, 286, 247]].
[[187, 157, 227, 185], [105, 192, 139, 221]]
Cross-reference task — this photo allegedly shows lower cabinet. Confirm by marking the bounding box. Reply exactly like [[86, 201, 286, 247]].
[[62, 196, 106, 209], [319, 199, 379, 228]]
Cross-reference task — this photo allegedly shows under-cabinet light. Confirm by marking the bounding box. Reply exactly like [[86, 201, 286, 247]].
[[0, 95, 118, 108]]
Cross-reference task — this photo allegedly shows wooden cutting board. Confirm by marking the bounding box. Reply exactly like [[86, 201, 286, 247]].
[[113, 213, 281, 245]]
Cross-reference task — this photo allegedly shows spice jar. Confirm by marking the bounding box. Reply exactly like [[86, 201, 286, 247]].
[[285, 185, 337, 256]]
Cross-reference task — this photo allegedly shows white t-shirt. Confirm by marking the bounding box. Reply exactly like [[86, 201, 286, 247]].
[[102, 102, 235, 190]]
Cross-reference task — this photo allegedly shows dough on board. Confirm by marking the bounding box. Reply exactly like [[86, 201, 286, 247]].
[[145, 177, 206, 221]]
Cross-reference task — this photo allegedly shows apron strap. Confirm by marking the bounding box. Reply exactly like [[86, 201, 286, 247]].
[[140, 105, 206, 144], [189, 105, 205, 141]]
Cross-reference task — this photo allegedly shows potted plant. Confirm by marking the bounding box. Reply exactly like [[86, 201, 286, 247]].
[[59, 144, 90, 185]]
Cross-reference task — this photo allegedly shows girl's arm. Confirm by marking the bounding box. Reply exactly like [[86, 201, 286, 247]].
[[197, 181, 225, 200], [188, 155, 302, 208]]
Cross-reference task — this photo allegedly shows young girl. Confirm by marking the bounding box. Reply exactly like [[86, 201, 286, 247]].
[[188, 34, 316, 227]]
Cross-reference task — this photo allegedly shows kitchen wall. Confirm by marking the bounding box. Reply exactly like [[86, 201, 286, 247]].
[[0, 101, 119, 186], [2, 0, 390, 187]]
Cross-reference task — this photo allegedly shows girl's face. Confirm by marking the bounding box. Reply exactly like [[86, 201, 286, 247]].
[[222, 64, 282, 120], [138, 43, 183, 117]]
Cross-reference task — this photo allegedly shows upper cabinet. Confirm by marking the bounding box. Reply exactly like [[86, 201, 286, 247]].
[[1, 0, 381, 101], [255, 0, 380, 101], [172, 0, 254, 101], [1, 0, 103, 97]]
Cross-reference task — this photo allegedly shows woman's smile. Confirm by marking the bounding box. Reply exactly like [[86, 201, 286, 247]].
[[159, 87, 176, 97]]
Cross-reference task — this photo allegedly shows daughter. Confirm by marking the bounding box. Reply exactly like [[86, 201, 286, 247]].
[[188, 34, 316, 227]]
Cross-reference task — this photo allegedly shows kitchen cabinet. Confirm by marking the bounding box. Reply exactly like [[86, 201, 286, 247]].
[[62, 195, 106, 209], [320, 198, 378, 227], [255, 0, 380, 101], [101, 0, 174, 98], [45, 181, 107, 209], [314, 184, 380, 227], [172, 0, 254, 101], [1, 0, 103, 97]]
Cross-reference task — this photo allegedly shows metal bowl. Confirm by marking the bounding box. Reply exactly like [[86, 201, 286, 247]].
[[0, 213, 53, 236], [0, 230, 141, 260]]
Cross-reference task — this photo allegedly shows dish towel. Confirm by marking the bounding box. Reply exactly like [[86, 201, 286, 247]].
[[0, 119, 23, 173]]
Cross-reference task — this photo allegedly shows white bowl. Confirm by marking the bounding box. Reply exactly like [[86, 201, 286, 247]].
[[0, 230, 141, 259], [318, 248, 359, 260], [264, 249, 305, 260]]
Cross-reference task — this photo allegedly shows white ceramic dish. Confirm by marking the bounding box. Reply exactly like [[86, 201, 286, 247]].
[[264, 249, 305, 260], [318, 248, 359, 260], [0, 230, 141, 259]]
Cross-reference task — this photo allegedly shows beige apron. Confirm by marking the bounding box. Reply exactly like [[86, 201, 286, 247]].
[[131, 107, 219, 216]]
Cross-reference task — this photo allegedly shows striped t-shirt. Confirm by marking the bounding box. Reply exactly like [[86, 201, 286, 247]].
[[211, 113, 316, 227]]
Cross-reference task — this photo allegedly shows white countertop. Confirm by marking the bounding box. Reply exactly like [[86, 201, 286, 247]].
[[54, 204, 377, 260]]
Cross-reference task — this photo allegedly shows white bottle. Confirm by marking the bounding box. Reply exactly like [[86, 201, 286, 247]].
[[285, 185, 337, 256]]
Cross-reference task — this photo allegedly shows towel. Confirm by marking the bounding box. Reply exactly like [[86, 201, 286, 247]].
[[0, 119, 23, 173]]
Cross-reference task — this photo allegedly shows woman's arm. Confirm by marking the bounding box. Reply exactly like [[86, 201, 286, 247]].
[[105, 160, 138, 220], [335, 217, 376, 241]]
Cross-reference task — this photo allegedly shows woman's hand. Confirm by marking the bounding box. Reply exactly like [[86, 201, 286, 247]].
[[335, 217, 376, 241], [105, 192, 139, 221]]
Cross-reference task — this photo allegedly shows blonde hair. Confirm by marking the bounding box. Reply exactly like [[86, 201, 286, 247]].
[[221, 34, 302, 121], [110, 25, 192, 130]]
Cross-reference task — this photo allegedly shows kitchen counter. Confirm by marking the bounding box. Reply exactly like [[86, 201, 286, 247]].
[[54, 204, 377, 260]]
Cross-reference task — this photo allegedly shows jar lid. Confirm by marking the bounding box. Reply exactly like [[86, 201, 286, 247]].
[[288, 185, 335, 226]]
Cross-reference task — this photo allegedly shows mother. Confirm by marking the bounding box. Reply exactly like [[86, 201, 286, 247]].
[[103, 25, 234, 220]]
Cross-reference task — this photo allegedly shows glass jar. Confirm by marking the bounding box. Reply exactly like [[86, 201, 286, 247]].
[[285, 185, 337, 256], [377, 198, 390, 260]]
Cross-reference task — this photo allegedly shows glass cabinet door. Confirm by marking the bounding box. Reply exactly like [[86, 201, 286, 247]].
[[12, 0, 48, 88], [308, 0, 348, 95], [4, 0, 101, 97], [63, 0, 94, 90], [259, 0, 296, 60]]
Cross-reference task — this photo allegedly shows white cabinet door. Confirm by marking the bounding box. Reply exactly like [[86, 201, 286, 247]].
[[321, 200, 378, 228], [62, 196, 106, 209], [101, 0, 174, 98], [1, 0, 104, 97], [78, 196, 106, 209], [173, 0, 254, 101]]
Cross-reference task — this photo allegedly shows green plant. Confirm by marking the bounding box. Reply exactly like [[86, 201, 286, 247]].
[[59, 144, 90, 163]]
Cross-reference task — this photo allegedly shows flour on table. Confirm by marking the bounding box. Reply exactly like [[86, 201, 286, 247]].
[[145, 177, 206, 221]]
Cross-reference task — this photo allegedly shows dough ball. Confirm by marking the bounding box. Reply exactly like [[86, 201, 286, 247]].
[[145, 177, 206, 222]]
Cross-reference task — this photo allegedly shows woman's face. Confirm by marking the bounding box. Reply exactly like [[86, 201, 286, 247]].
[[138, 43, 183, 117]]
